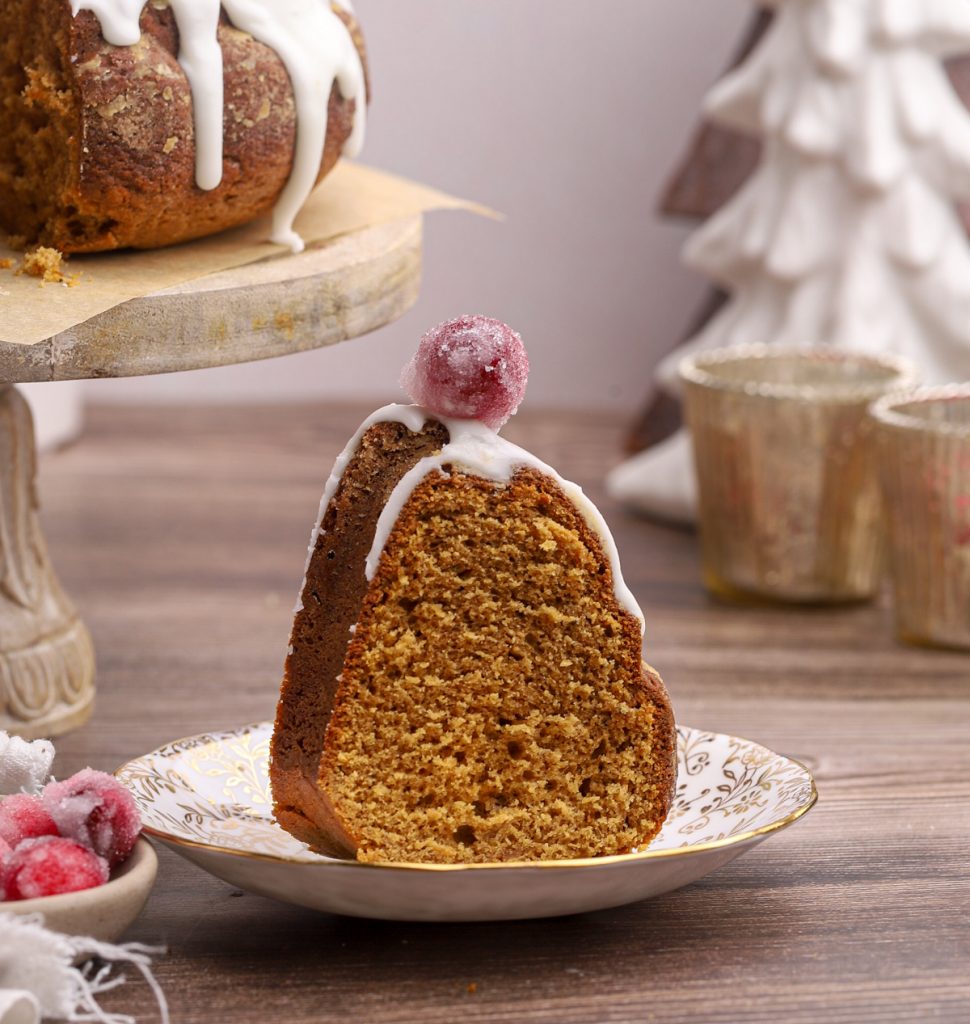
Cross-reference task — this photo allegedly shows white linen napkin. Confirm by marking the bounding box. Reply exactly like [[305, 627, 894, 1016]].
[[0, 736, 54, 797], [0, 913, 168, 1024]]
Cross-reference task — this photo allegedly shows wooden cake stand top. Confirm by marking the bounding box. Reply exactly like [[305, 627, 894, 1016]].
[[0, 216, 422, 383]]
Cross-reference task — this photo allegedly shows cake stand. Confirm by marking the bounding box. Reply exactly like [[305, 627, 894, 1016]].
[[0, 216, 422, 739]]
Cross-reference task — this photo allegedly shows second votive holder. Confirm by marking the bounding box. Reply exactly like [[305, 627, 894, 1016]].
[[680, 345, 917, 604], [871, 386, 970, 650]]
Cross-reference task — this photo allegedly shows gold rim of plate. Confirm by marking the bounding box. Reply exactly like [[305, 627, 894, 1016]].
[[119, 723, 818, 873]]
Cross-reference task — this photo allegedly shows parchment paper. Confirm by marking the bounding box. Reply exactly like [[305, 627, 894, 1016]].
[[0, 164, 491, 346]]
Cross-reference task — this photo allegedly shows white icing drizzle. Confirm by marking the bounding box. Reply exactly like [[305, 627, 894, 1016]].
[[301, 404, 645, 632], [168, 1, 223, 190], [69, 0, 366, 252]]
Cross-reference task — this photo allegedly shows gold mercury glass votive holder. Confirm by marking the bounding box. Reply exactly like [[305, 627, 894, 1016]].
[[871, 386, 970, 650], [680, 345, 918, 604]]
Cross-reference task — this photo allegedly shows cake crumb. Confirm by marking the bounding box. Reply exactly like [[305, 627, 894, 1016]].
[[21, 247, 67, 282], [0, 258, 13, 270], [17, 247, 80, 287], [466, 983, 478, 995]]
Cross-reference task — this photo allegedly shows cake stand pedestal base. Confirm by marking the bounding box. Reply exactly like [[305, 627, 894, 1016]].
[[0, 385, 95, 739]]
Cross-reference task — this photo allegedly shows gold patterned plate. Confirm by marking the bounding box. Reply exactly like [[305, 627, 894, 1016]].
[[117, 723, 816, 922]]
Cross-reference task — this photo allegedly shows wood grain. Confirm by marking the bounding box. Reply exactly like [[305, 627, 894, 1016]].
[[39, 403, 970, 1024], [0, 217, 422, 381]]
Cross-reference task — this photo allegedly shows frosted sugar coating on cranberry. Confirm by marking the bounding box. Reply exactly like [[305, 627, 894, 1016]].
[[43, 768, 141, 867], [0, 793, 59, 847], [2, 835, 108, 900], [400, 315, 529, 430]]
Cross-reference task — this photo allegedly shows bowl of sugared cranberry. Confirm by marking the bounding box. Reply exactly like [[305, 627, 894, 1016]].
[[0, 769, 156, 941]]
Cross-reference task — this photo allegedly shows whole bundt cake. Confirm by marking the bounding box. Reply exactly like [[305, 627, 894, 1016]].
[[270, 317, 677, 864], [0, 0, 367, 253]]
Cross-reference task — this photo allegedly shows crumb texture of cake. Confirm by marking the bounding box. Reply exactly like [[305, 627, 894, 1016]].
[[270, 317, 677, 865], [324, 464, 674, 864], [0, 0, 76, 249], [0, 1, 367, 253]]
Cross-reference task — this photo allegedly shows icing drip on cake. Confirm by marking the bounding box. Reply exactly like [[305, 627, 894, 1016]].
[[304, 405, 646, 633], [69, 0, 366, 252]]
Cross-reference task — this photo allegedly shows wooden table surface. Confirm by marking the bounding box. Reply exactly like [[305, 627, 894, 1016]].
[[41, 402, 969, 1024]]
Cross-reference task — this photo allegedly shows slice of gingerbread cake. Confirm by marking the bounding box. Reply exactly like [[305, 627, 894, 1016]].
[[270, 316, 676, 864]]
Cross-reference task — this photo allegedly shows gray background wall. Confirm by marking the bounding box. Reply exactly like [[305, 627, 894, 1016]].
[[86, 0, 749, 414]]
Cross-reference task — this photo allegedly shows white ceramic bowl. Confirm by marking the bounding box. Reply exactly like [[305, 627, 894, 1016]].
[[2, 837, 157, 941], [118, 723, 816, 922]]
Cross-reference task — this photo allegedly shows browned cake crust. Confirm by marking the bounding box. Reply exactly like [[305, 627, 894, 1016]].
[[0, 1, 367, 253], [271, 417, 677, 864], [271, 419, 451, 856]]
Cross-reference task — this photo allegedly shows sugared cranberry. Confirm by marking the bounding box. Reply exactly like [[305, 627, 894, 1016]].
[[400, 315, 529, 430], [2, 835, 108, 900], [43, 769, 141, 867], [0, 793, 59, 847]]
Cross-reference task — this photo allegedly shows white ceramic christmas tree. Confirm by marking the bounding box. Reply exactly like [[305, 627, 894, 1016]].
[[609, 0, 970, 524]]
